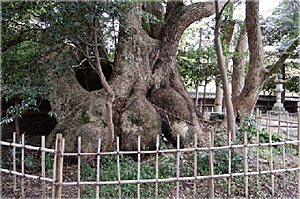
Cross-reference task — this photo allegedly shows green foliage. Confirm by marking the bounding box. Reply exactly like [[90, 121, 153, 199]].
[[261, 0, 299, 47], [261, 0, 299, 94], [1, 1, 131, 123], [209, 113, 225, 121], [177, 42, 219, 89], [236, 117, 282, 144], [45, 153, 54, 171], [1, 40, 52, 124], [81, 154, 176, 198], [285, 75, 299, 93], [195, 147, 244, 176]]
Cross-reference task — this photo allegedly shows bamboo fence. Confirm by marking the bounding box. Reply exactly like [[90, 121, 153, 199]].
[[0, 111, 299, 199]]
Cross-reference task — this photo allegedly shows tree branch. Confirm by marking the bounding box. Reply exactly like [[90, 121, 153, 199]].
[[219, 0, 232, 17], [266, 38, 299, 77], [93, 15, 115, 153]]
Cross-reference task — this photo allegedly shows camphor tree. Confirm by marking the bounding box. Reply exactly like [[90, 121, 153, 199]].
[[2, 1, 223, 153]]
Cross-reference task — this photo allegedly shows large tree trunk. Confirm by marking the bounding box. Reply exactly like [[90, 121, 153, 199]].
[[46, 1, 216, 152]]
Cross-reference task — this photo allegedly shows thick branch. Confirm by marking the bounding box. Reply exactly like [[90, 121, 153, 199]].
[[232, 22, 247, 102], [162, 0, 215, 53], [266, 38, 299, 77]]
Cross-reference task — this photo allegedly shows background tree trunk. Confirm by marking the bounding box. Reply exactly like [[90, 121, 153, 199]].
[[214, 0, 236, 139], [234, 0, 266, 121], [214, 82, 223, 113]]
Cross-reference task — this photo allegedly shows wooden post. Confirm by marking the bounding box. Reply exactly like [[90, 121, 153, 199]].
[[54, 134, 64, 199], [269, 123, 274, 197], [155, 134, 159, 198], [41, 136, 46, 199], [228, 128, 232, 197], [193, 133, 198, 199], [21, 134, 25, 197], [96, 138, 101, 199], [208, 131, 214, 199], [244, 128, 248, 199], [117, 137, 121, 199], [256, 118, 260, 191], [13, 132, 17, 193], [137, 136, 141, 199], [77, 137, 81, 199], [176, 134, 180, 199]]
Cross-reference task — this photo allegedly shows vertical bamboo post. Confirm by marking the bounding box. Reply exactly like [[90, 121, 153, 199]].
[[117, 137, 121, 199], [52, 134, 58, 199], [256, 109, 259, 130], [176, 134, 180, 199], [155, 134, 159, 198], [41, 136, 46, 199], [21, 134, 25, 197], [244, 128, 248, 199], [297, 112, 300, 199], [208, 131, 214, 199], [269, 124, 274, 197], [96, 138, 101, 199], [193, 133, 198, 199], [256, 118, 260, 190], [137, 136, 141, 199], [228, 128, 232, 197], [77, 137, 81, 199], [268, 111, 271, 133], [281, 117, 286, 188], [54, 134, 64, 199], [13, 132, 17, 193]]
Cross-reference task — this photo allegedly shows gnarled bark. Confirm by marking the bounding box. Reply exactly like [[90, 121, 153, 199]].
[[46, 1, 218, 153]]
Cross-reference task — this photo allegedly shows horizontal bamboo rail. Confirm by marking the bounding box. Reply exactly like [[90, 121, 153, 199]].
[[57, 167, 299, 186]]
